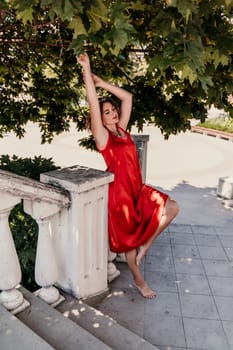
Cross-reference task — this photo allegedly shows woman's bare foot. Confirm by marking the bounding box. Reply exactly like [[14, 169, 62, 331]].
[[136, 245, 147, 266], [134, 281, 156, 299]]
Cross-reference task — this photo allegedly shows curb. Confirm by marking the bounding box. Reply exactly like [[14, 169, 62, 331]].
[[191, 125, 233, 142]]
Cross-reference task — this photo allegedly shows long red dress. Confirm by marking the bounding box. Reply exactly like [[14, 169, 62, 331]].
[[99, 126, 168, 253]]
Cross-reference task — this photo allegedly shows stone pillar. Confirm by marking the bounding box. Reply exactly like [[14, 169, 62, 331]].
[[41, 165, 114, 299], [0, 195, 29, 314], [131, 134, 150, 183], [115, 134, 150, 264]]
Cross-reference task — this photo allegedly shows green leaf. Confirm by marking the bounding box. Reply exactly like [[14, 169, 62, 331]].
[[212, 51, 229, 68], [225, 0, 233, 8], [179, 64, 197, 84], [125, 0, 145, 11], [61, 0, 75, 21], [111, 30, 129, 55], [87, 0, 108, 33], [16, 6, 34, 23], [114, 15, 134, 33], [12, 0, 37, 11], [149, 54, 170, 73], [0, 0, 9, 10], [199, 75, 214, 94], [70, 35, 87, 54], [167, 0, 197, 21], [41, 0, 75, 21], [69, 16, 87, 38], [40, 0, 52, 5]]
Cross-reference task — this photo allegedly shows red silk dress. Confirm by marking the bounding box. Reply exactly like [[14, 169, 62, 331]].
[[99, 126, 168, 253]]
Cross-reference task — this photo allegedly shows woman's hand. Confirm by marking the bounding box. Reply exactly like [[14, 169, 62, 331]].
[[77, 53, 91, 71], [92, 73, 104, 87]]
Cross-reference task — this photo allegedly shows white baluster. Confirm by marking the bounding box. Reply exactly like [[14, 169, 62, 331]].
[[116, 253, 127, 263], [24, 200, 64, 306], [107, 250, 120, 282], [0, 197, 29, 314]]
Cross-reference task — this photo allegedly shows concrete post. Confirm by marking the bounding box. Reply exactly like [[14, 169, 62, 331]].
[[132, 134, 150, 182], [41, 165, 114, 299]]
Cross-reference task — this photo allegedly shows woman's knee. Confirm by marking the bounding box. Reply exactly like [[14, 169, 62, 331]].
[[166, 198, 179, 218], [173, 200, 179, 217]]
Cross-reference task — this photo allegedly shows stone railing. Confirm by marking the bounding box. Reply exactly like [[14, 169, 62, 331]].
[[0, 169, 70, 313], [0, 134, 149, 314]]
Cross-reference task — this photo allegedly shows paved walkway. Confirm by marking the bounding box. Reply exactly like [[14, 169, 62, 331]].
[[97, 222, 233, 350], [1, 115, 233, 350]]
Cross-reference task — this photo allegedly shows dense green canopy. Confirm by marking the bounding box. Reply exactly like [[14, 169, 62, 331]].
[[1, 0, 233, 143]]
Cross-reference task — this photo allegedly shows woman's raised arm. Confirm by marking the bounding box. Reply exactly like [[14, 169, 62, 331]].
[[92, 73, 133, 130], [77, 54, 108, 149]]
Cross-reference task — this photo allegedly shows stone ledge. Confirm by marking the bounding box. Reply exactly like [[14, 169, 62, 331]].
[[41, 165, 114, 193], [0, 169, 70, 207]]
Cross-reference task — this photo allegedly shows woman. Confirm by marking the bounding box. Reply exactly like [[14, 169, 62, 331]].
[[77, 53, 179, 298]]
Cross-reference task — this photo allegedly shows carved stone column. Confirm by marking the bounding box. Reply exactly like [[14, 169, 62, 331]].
[[0, 195, 29, 314], [23, 200, 64, 306], [108, 250, 120, 282]]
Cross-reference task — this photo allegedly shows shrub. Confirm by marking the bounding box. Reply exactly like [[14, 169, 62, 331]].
[[198, 116, 233, 133]]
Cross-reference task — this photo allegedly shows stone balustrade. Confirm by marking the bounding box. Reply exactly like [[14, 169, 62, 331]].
[[0, 169, 70, 313], [0, 166, 114, 313]]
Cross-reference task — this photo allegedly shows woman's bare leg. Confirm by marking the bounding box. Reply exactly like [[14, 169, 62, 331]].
[[136, 197, 179, 266], [125, 249, 156, 298]]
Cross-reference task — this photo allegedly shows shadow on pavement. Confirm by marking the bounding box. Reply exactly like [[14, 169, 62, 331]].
[[154, 181, 233, 228]]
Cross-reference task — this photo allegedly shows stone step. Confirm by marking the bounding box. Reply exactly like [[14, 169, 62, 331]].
[[17, 287, 112, 350], [56, 291, 160, 350], [0, 304, 54, 350]]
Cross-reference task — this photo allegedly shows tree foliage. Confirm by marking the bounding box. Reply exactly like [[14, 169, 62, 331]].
[[0, 0, 233, 142]]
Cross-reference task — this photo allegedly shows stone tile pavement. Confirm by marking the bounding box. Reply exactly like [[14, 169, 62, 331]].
[[96, 223, 233, 350]]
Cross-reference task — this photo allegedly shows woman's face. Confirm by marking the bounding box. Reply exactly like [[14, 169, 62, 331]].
[[101, 102, 119, 126]]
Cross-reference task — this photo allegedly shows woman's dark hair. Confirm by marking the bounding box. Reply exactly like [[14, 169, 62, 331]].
[[98, 96, 120, 116], [85, 96, 120, 130]]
